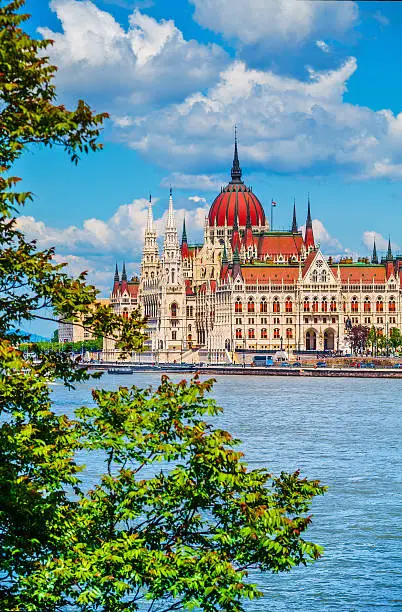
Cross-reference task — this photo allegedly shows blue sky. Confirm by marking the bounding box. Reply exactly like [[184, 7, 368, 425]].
[[15, 0, 402, 335]]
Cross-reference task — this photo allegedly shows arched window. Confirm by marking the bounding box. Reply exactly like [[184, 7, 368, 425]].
[[321, 270, 327, 283], [376, 297, 383, 313], [273, 328, 280, 339], [122, 309, 128, 320], [389, 297, 396, 312], [273, 297, 280, 313], [312, 296, 319, 313], [285, 297, 293, 313], [286, 327, 293, 339], [248, 328, 255, 339], [236, 328, 242, 339], [235, 298, 242, 313], [364, 297, 371, 312], [312, 270, 318, 283], [248, 298, 255, 313], [260, 297, 267, 313], [188, 324, 192, 332], [330, 297, 337, 312], [304, 298, 310, 312], [321, 297, 328, 312], [171, 303, 177, 317], [261, 328, 267, 339], [171, 270, 175, 284], [351, 297, 358, 313]]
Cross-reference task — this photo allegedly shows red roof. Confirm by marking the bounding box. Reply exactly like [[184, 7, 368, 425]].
[[241, 266, 299, 284], [302, 250, 317, 277], [258, 234, 304, 258], [208, 183, 265, 227], [185, 279, 194, 295], [331, 265, 386, 284]]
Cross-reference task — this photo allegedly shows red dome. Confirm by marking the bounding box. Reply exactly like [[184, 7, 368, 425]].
[[208, 182, 266, 227]]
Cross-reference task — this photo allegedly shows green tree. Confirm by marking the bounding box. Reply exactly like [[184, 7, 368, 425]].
[[51, 329, 59, 342], [389, 327, 402, 353], [347, 324, 370, 355], [0, 2, 326, 610]]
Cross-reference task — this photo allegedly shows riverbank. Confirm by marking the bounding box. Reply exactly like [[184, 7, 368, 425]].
[[87, 363, 402, 378]]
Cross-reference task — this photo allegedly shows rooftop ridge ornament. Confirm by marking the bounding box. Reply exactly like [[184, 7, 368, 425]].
[[230, 125, 243, 184]]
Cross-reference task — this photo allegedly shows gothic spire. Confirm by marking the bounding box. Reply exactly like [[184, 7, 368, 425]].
[[291, 198, 298, 233], [386, 236, 393, 261], [122, 261, 127, 282], [146, 193, 154, 232], [181, 217, 187, 246], [372, 239, 378, 264], [114, 262, 119, 283], [222, 242, 228, 264], [166, 186, 175, 228], [306, 195, 312, 228], [304, 195, 315, 250], [230, 126, 242, 184]]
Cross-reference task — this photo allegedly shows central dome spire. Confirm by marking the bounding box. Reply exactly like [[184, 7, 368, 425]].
[[230, 126, 242, 184]]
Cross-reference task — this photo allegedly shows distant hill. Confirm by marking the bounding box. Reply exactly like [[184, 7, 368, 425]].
[[12, 330, 50, 343]]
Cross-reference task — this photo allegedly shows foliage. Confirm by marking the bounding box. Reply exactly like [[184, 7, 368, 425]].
[[52, 329, 59, 342], [389, 327, 402, 352], [20, 337, 104, 354], [0, 2, 326, 610], [347, 324, 370, 355]]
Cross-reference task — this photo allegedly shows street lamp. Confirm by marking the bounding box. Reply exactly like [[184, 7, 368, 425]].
[[280, 335, 283, 351]]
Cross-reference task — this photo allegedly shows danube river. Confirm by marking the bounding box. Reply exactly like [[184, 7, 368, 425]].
[[53, 374, 402, 611]]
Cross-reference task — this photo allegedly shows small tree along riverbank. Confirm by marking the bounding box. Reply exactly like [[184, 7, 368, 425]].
[[0, 2, 325, 610]]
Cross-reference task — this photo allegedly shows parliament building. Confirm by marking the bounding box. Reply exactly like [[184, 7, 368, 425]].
[[103, 140, 401, 362]]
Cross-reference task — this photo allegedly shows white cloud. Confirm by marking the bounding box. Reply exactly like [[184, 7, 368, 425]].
[[362, 231, 399, 253], [189, 195, 207, 203], [160, 173, 224, 191], [121, 57, 402, 179], [39, 0, 228, 108], [190, 0, 358, 48], [316, 40, 329, 53]]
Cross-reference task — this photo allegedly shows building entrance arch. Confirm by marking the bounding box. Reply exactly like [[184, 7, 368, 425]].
[[306, 329, 317, 350], [324, 328, 335, 351]]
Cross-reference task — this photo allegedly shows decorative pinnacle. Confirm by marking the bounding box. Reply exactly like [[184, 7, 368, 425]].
[[230, 125, 242, 184], [166, 186, 175, 228], [233, 245, 240, 264], [372, 239, 378, 264], [306, 195, 312, 228], [222, 242, 228, 264], [292, 198, 298, 233], [122, 261, 127, 282], [146, 193, 153, 232], [181, 217, 188, 245], [114, 262, 119, 283], [386, 236, 393, 261]]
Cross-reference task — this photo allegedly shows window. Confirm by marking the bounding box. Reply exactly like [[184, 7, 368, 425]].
[[390, 316, 396, 324], [273, 328, 280, 339], [364, 317, 371, 324], [304, 317, 309, 323], [186, 305, 194, 317], [304, 298, 310, 312], [188, 324, 192, 332], [364, 297, 371, 313], [377, 317, 383, 324], [235, 298, 242, 313], [321, 270, 327, 283], [172, 331, 177, 340], [286, 317, 292, 324], [285, 297, 293, 313], [314, 317, 318, 324], [248, 318, 254, 325], [286, 328, 293, 339], [389, 297, 396, 312], [171, 303, 178, 317], [261, 317, 268, 324], [236, 328, 242, 339], [248, 298, 255, 313], [321, 297, 328, 312], [273, 317, 280, 325], [332, 317, 336, 324], [312, 270, 318, 283], [351, 297, 358, 313], [323, 317, 327, 324], [235, 317, 242, 325], [261, 328, 268, 339], [273, 297, 280, 313], [260, 298, 267, 313], [248, 328, 255, 339], [376, 297, 383, 313], [312, 297, 319, 313], [330, 297, 337, 312]]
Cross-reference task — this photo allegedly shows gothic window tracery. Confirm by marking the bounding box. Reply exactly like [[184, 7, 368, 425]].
[[389, 297, 396, 312], [248, 298, 255, 313], [364, 297, 371, 312], [260, 297, 267, 313], [351, 296, 358, 313], [273, 297, 280, 313], [285, 297, 293, 313], [376, 297, 383, 313], [330, 297, 337, 312], [321, 297, 328, 312]]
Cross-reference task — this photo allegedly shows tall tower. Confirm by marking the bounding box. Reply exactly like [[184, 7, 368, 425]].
[[304, 196, 315, 251], [162, 188, 182, 287], [140, 195, 160, 281]]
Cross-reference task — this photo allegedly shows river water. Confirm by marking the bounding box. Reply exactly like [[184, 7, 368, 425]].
[[53, 374, 402, 611]]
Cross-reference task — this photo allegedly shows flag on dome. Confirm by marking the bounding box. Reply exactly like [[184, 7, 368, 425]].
[[272, 200, 277, 207]]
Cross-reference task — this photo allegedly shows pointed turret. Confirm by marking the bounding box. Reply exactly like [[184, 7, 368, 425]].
[[291, 199, 298, 233], [371, 239, 378, 264], [146, 193, 153, 232], [220, 243, 229, 280], [222, 242, 228, 264], [386, 236, 393, 262], [122, 261, 127, 282], [181, 217, 189, 259], [231, 201, 241, 252], [243, 196, 254, 251], [232, 245, 242, 280], [166, 186, 175, 229], [112, 262, 120, 295], [304, 196, 315, 250], [230, 126, 242, 184]]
